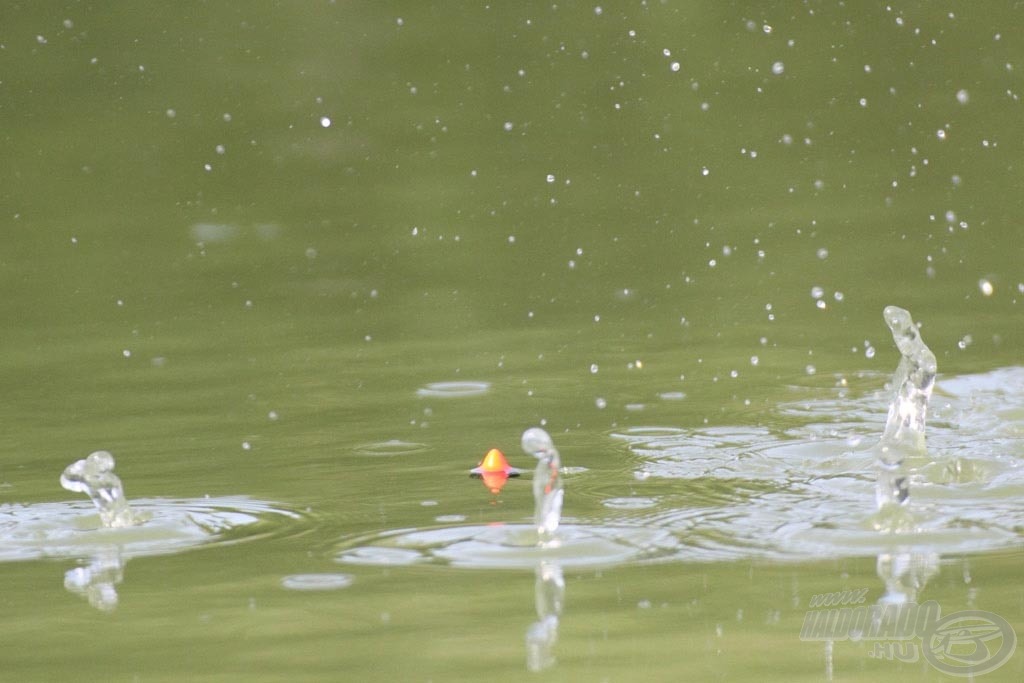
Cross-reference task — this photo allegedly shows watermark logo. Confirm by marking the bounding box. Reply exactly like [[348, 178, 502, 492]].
[[800, 592, 1017, 677], [922, 610, 1017, 676]]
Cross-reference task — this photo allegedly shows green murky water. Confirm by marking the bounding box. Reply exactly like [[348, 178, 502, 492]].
[[2, 3, 1022, 681]]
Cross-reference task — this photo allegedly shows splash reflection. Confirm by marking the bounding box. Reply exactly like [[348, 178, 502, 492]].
[[526, 560, 565, 672]]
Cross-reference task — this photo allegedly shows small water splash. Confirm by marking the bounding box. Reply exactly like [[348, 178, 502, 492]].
[[60, 451, 139, 528], [874, 306, 937, 515], [522, 428, 564, 546]]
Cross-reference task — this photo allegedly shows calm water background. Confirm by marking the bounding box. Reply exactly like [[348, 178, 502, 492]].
[[1, 2, 1022, 681]]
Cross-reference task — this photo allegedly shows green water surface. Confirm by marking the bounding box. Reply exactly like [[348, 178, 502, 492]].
[[1, 2, 1022, 681]]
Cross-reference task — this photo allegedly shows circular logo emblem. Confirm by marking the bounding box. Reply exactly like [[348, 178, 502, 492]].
[[922, 610, 1017, 676]]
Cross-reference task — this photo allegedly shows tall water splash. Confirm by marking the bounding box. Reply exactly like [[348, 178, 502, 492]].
[[521, 428, 564, 546], [60, 451, 138, 528], [875, 306, 937, 512]]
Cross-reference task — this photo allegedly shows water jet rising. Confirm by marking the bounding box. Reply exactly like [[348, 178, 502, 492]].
[[873, 306, 936, 529], [60, 451, 139, 528]]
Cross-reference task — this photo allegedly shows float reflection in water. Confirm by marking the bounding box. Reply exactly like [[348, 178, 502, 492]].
[[0, 451, 306, 610]]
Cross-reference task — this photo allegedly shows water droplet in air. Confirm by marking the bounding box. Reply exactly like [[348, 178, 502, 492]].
[[595, 397, 607, 409], [979, 279, 994, 296], [810, 286, 825, 300], [956, 89, 970, 104], [671, 62, 681, 72], [590, 364, 599, 374], [319, 116, 331, 128], [771, 61, 784, 75], [805, 365, 817, 375], [816, 248, 829, 260]]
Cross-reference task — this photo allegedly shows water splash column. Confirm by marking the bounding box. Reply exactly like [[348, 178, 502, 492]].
[[875, 306, 937, 511], [521, 428, 564, 546], [60, 451, 138, 528]]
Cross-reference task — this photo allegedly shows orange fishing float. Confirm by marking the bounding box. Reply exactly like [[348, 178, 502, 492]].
[[469, 448, 522, 493]]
